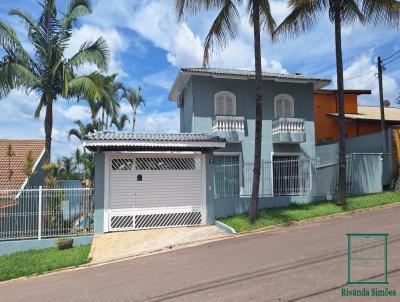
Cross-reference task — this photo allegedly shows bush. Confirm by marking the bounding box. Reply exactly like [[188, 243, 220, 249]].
[[56, 237, 73, 250]]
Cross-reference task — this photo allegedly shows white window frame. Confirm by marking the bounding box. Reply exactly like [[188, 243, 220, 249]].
[[214, 91, 237, 116], [274, 94, 294, 118]]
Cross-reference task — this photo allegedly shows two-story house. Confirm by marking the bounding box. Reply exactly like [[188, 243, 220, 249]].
[[85, 68, 333, 233]]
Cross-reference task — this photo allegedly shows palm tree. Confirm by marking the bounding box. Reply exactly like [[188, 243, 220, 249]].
[[68, 120, 97, 142], [111, 114, 130, 131], [59, 156, 76, 179], [0, 0, 109, 163], [122, 86, 145, 131], [175, 0, 276, 220], [273, 0, 400, 205]]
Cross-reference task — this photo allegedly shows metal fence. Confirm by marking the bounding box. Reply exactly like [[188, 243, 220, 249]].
[[213, 155, 366, 198], [0, 186, 94, 241]]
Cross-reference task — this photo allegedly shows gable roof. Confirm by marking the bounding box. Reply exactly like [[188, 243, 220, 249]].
[[169, 67, 331, 101], [0, 139, 45, 190], [327, 106, 400, 123], [83, 131, 226, 152]]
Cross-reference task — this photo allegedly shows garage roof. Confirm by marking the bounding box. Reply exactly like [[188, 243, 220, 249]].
[[83, 132, 226, 152], [327, 106, 400, 123]]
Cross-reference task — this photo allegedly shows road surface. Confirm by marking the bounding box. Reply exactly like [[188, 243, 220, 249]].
[[1, 206, 400, 301]]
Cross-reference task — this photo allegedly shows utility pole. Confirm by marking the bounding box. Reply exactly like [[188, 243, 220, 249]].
[[377, 56, 387, 153]]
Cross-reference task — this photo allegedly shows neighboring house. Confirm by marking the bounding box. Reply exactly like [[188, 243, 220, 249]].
[[0, 139, 45, 208], [314, 89, 400, 143]]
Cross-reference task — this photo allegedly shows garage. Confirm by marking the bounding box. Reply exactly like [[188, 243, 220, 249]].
[[83, 132, 225, 232]]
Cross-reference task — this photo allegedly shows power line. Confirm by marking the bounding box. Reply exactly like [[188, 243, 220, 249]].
[[382, 49, 400, 62], [344, 70, 375, 81], [382, 54, 400, 67]]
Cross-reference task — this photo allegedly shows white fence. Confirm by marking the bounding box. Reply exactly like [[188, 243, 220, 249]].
[[213, 154, 376, 198], [0, 187, 94, 241]]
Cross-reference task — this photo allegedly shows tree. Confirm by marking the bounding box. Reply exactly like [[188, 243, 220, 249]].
[[6, 144, 15, 185], [111, 114, 130, 131], [0, 0, 109, 163], [24, 150, 36, 180], [175, 0, 275, 220], [122, 86, 145, 131], [68, 120, 97, 142], [273, 0, 400, 205]]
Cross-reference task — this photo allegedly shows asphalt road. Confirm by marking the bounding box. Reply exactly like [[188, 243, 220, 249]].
[[2, 206, 400, 302]]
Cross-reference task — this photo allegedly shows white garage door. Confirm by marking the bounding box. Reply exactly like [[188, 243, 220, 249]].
[[107, 154, 205, 231]]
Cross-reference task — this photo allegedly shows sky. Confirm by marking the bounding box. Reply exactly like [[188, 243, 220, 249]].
[[0, 0, 399, 160]]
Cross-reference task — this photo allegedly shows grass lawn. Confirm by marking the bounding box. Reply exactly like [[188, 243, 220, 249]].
[[220, 192, 400, 233], [0, 245, 91, 282]]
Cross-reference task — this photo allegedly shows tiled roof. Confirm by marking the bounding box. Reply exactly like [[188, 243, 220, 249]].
[[327, 106, 400, 122], [0, 139, 45, 190], [85, 131, 225, 142], [181, 67, 332, 82], [83, 132, 226, 151], [169, 67, 331, 101]]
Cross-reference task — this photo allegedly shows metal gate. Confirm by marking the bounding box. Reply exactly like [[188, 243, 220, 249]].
[[107, 154, 205, 231]]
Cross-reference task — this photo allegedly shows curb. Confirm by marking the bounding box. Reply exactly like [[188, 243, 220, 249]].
[[214, 220, 237, 234], [234, 201, 400, 236]]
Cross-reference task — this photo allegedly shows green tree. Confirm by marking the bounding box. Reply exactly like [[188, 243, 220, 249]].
[[111, 113, 130, 131], [0, 0, 109, 163], [122, 86, 145, 131], [68, 120, 97, 142], [6, 144, 15, 185], [175, 0, 276, 220], [273, 0, 400, 205]]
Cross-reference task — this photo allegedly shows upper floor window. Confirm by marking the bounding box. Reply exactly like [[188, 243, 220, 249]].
[[215, 91, 236, 115], [274, 94, 294, 118]]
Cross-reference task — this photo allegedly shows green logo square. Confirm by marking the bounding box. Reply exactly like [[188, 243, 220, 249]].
[[347, 233, 389, 285]]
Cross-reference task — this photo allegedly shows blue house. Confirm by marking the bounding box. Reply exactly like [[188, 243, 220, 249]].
[[85, 67, 361, 234]]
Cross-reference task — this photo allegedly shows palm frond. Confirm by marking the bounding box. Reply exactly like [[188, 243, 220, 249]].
[[272, 0, 326, 42], [0, 60, 39, 97], [174, 0, 229, 20], [203, 0, 240, 66], [68, 37, 109, 71], [62, 0, 92, 30], [67, 75, 101, 101], [362, 0, 400, 28], [247, 0, 276, 34], [34, 93, 46, 118], [341, 0, 366, 25]]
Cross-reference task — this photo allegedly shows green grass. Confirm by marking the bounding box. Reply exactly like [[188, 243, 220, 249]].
[[0, 245, 91, 282], [220, 192, 400, 233]]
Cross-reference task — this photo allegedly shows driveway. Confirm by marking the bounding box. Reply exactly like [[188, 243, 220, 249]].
[[90, 225, 230, 262], [2, 205, 400, 302]]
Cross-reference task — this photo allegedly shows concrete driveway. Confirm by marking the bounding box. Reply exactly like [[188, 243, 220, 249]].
[[2, 205, 400, 301], [89, 225, 231, 263]]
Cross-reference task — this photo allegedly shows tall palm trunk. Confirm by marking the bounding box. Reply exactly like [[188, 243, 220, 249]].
[[44, 96, 53, 164], [132, 107, 137, 132], [249, 0, 263, 220], [334, 3, 347, 205]]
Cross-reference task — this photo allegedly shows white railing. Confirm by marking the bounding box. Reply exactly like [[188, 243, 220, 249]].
[[212, 116, 245, 132], [272, 118, 305, 135], [0, 186, 94, 241]]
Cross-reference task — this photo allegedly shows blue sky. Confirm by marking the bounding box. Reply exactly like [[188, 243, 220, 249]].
[[0, 0, 399, 160]]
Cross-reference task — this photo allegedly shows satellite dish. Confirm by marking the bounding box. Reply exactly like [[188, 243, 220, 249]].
[[383, 100, 391, 107]]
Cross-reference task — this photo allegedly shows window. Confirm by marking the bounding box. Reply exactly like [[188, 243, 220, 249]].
[[274, 94, 294, 118], [272, 155, 300, 196], [215, 91, 236, 115], [214, 155, 240, 198]]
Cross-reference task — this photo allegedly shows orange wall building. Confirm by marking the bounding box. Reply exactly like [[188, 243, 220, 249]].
[[313, 90, 400, 143]]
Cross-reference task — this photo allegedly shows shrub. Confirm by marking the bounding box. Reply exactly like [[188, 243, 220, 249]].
[[56, 237, 73, 250]]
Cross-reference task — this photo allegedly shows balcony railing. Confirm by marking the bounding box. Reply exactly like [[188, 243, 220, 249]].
[[212, 116, 245, 132], [272, 118, 306, 144]]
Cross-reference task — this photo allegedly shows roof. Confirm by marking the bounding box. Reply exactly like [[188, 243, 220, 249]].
[[83, 132, 226, 152], [0, 139, 45, 190], [315, 89, 371, 95], [169, 67, 331, 101], [327, 106, 400, 123]]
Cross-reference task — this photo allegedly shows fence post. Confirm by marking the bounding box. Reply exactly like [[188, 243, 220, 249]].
[[38, 186, 42, 240]]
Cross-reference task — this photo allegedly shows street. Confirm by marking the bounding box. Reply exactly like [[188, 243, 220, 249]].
[[1, 206, 400, 302]]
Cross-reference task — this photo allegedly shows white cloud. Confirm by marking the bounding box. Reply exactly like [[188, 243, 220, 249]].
[[135, 111, 179, 133], [333, 52, 399, 106], [143, 71, 174, 90], [66, 24, 128, 77], [0, 90, 39, 121], [60, 105, 91, 121]]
